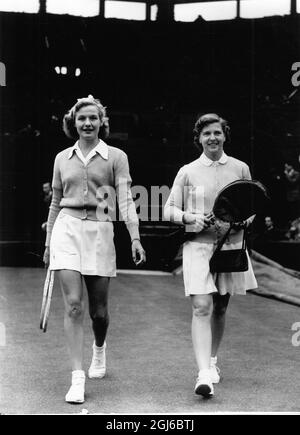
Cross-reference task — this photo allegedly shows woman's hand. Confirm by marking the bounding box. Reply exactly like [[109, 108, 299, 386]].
[[132, 239, 146, 266], [43, 247, 50, 268], [183, 213, 212, 233]]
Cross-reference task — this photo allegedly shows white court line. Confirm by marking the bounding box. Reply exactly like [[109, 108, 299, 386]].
[[117, 269, 172, 276]]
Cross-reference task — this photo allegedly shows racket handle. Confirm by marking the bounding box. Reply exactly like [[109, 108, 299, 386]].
[[42, 270, 54, 332], [40, 268, 51, 330], [40, 269, 54, 333]]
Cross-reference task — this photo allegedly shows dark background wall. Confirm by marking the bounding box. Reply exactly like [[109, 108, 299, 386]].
[[0, 12, 299, 264]]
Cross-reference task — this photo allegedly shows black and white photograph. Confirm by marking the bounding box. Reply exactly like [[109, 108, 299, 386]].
[[0, 0, 300, 417]]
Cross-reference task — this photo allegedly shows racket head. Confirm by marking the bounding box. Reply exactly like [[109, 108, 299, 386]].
[[212, 179, 270, 223]]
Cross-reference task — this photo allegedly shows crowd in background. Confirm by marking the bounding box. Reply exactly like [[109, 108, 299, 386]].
[[0, 12, 299, 249], [259, 157, 300, 242]]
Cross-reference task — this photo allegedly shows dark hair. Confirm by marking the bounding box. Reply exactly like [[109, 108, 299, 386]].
[[63, 95, 109, 140], [193, 113, 230, 150]]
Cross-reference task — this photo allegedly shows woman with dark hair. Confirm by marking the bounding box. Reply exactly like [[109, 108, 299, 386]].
[[164, 113, 257, 398], [44, 95, 146, 404]]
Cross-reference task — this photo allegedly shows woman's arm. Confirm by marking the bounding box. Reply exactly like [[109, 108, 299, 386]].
[[45, 187, 63, 247], [43, 187, 62, 267], [45, 155, 63, 247], [114, 151, 140, 241], [114, 151, 146, 264], [164, 168, 210, 232], [164, 168, 186, 224]]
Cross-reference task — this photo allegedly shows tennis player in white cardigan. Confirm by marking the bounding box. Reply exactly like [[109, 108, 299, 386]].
[[44, 95, 146, 404], [164, 113, 257, 398]]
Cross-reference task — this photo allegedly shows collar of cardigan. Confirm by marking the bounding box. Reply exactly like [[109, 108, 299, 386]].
[[68, 139, 109, 160], [199, 152, 228, 166]]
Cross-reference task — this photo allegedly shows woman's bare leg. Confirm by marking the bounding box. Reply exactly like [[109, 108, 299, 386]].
[[211, 293, 230, 358], [59, 270, 85, 371], [84, 276, 110, 379], [84, 276, 110, 347], [191, 294, 213, 371]]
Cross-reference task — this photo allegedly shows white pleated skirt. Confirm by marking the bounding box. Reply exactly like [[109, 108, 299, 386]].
[[182, 240, 257, 297], [50, 212, 116, 277]]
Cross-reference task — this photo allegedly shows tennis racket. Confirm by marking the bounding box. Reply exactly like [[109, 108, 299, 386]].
[[212, 179, 270, 223], [182, 179, 270, 242], [40, 268, 55, 333]]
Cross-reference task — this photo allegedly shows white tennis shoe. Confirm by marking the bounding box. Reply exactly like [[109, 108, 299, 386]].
[[65, 370, 85, 404], [210, 356, 221, 384], [195, 369, 214, 397], [88, 341, 106, 379]]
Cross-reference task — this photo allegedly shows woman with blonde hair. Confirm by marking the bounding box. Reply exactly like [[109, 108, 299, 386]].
[[44, 95, 145, 404]]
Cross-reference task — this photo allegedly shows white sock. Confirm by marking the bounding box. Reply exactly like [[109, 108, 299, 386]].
[[93, 341, 106, 353], [72, 370, 85, 380]]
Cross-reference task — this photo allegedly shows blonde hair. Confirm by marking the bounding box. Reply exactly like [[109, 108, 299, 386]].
[[63, 95, 109, 140]]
